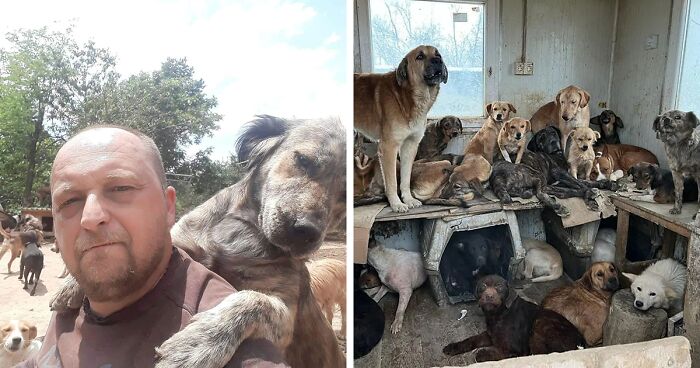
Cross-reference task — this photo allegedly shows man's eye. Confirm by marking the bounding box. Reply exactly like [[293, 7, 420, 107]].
[[113, 186, 132, 192], [59, 198, 79, 209]]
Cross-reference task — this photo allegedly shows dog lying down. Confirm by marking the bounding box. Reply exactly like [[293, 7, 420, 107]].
[[366, 241, 426, 334], [624, 258, 688, 314], [516, 238, 563, 283]]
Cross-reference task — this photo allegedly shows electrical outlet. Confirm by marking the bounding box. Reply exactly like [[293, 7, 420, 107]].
[[515, 62, 524, 75], [598, 101, 607, 109], [523, 62, 533, 75]]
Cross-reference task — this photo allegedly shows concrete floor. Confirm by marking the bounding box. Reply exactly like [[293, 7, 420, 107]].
[[354, 276, 571, 368]]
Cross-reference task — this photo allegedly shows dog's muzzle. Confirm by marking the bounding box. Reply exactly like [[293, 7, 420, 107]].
[[516, 133, 522, 139], [582, 145, 588, 151]]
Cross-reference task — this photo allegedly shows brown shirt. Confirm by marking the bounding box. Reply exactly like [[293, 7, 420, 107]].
[[18, 247, 288, 368]]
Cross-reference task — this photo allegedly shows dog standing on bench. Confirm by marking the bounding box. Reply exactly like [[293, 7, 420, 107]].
[[590, 110, 624, 145]]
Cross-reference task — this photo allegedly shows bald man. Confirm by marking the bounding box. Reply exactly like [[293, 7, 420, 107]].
[[19, 126, 288, 368]]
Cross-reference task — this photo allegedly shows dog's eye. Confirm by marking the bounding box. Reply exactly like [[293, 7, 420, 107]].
[[675, 115, 681, 119], [416, 52, 425, 60], [295, 153, 317, 174], [637, 286, 642, 291], [20, 327, 27, 332], [649, 292, 656, 297], [596, 271, 604, 277]]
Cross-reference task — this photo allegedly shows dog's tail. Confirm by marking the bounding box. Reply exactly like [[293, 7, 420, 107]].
[[530, 263, 563, 283], [154, 290, 292, 368]]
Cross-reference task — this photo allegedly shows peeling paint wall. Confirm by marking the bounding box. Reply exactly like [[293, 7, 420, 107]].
[[609, 0, 672, 168], [499, 0, 616, 119]]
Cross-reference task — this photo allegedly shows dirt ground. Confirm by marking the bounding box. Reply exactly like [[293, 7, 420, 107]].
[[0, 238, 347, 353]]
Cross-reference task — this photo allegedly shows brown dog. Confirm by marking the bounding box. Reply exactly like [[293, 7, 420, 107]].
[[354, 45, 448, 213], [498, 117, 530, 164], [591, 143, 659, 180], [416, 116, 463, 161], [541, 262, 620, 346], [0, 228, 40, 274], [531, 85, 591, 151], [307, 259, 346, 336], [567, 127, 600, 179]]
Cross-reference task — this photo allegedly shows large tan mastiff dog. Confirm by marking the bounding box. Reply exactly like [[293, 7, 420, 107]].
[[354, 45, 448, 212], [531, 85, 591, 151]]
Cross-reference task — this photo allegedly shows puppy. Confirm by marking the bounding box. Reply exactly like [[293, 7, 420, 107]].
[[516, 238, 563, 283], [443, 275, 584, 360], [355, 45, 448, 212], [0, 320, 41, 367], [591, 153, 625, 181], [591, 228, 616, 263], [591, 143, 659, 181], [366, 242, 427, 334], [542, 262, 619, 346], [307, 259, 346, 335], [19, 241, 43, 296], [624, 258, 687, 313], [652, 110, 700, 214], [498, 117, 530, 164], [416, 115, 463, 161], [531, 85, 591, 151], [590, 109, 624, 145], [628, 162, 699, 204], [567, 127, 600, 179]]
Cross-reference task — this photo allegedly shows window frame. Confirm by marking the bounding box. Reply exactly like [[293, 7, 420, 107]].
[[662, 0, 692, 111], [355, 0, 500, 121]]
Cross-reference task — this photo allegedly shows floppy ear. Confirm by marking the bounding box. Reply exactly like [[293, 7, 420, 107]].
[[27, 324, 37, 340], [594, 131, 601, 139], [614, 114, 624, 128], [457, 118, 464, 134], [622, 272, 638, 283], [486, 103, 493, 115], [236, 115, 290, 168], [579, 90, 591, 108], [441, 63, 449, 84], [590, 115, 601, 126], [436, 117, 448, 130], [580, 269, 594, 289], [687, 111, 699, 127], [595, 151, 603, 158], [628, 165, 636, 177], [653, 116, 661, 131], [555, 91, 563, 107], [396, 57, 409, 87], [507, 103, 517, 113]]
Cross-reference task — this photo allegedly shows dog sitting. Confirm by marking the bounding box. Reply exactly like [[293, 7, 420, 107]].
[[416, 115, 463, 162], [542, 262, 619, 346], [531, 85, 591, 151], [498, 117, 530, 164], [591, 228, 616, 263], [307, 259, 346, 335], [591, 143, 659, 181], [567, 127, 600, 179], [652, 110, 700, 215], [0, 320, 42, 367], [443, 275, 584, 361], [623, 258, 687, 314], [0, 228, 40, 274], [628, 162, 699, 204], [366, 241, 426, 334], [516, 238, 563, 283], [590, 110, 624, 145]]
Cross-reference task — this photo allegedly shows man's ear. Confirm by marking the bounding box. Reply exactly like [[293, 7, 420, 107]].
[[165, 186, 177, 228]]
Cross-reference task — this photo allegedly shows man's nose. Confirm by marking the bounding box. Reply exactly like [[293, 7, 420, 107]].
[[80, 193, 109, 230]]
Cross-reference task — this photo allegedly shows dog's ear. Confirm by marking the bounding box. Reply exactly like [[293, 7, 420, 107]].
[[441, 63, 449, 84], [622, 272, 638, 283], [457, 118, 464, 134], [436, 117, 448, 130], [687, 111, 699, 127], [595, 151, 603, 158], [590, 115, 601, 126], [579, 90, 591, 108], [486, 103, 493, 115], [628, 165, 636, 177], [236, 115, 290, 167], [555, 90, 562, 107], [653, 115, 661, 131], [396, 57, 409, 87], [580, 269, 594, 289], [525, 119, 531, 132], [594, 131, 601, 140], [507, 103, 517, 113], [27, 323, 37, 340], [614, 113, 624, 128]]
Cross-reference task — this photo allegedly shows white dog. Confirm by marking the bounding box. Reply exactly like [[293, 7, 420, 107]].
[[367, 242, 426, 334], [624, 258, 687, 312], [0, 320, 42, 367], [591, 228, 616, 263], [516, 238, 563, 282]]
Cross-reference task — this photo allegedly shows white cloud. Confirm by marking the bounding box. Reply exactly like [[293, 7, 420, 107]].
[[0, 0, 348, 161]]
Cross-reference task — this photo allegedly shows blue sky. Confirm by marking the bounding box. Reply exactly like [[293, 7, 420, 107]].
[[0, 0, 348, 161]]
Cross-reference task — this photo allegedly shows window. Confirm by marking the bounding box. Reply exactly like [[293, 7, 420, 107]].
[[368, 0, 490, 118], [677, 0, 700, 111]]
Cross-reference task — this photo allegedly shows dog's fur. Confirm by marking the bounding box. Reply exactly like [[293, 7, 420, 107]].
[[516, 238, 563, 283], [416, 116, 463, 161], [542, 262, 619, 346], [591, 154, 625, 181], [353, 287, 384, 359], [498, 117, 530, 164], [0, 320, 41, 367], [623, 258, 687, 313], [591, 144, 659, 181], [591, 228, 616, 263], [567, 127, 600, 179], [652, 110, 700, 214], [307, 259, 346, 335], [590, 110, 623, 145], [531, 85, 591, 151], [410, 160, 454, 201], [443, 275, 584, 361], [366, 242, 426, 334], [628, 162, 699, 204], [0, 228, 40, 274], [19, 241, 43, 296], [51, 116, 346, 368], [354, 45, 448, 212]]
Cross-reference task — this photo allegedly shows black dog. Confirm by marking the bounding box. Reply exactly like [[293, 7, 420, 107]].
[[443, 275, 584, 361], [628, 162, 699, 204], [652, 110, 700, 215], [19, 241, 43, 296], [590, 110, 623, 145], [354, 264, 385, 359]]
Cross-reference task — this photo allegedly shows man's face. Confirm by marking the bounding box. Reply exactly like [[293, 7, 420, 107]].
[[51, 129, 176, 302]]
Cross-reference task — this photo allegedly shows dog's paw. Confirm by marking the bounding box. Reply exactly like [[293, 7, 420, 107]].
[[670, 207, 682, 215], [49, 276, 84, 312], [555, 205, 571, 218], [390, 319, 403, 334], [443, 342, 464, 356], [403, 196, 422, 209], [499, 195, 513, 204], [389, 202, 409, 213]]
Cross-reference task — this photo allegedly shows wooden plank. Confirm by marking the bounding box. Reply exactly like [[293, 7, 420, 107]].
[[611, 197, 693, 238], [615, 209, 630, 267], [623, 259, 656, 274]]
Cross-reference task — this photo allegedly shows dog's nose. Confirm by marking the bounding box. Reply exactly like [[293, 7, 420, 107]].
[[562, 114, 570, 121], [496, 114, 502, 120], [291, 218, 323, 244], [582, 145, 588, 151], [431, 57, 442, 65], [516, 133, 522, 139], [12, 337, 21, 345], [635, 300, 643, 308]]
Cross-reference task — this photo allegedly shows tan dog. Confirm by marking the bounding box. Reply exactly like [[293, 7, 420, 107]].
[[542, 262, 620, 346], [0, 320, 41, 367], [498, 117, 530, 164], [307, 259, 346, 336], [354, 45, 448, 212], [410, 160, 454, 201], [0, 227, 40, 274], [531, 85, 591, 151], [416, 116, 463, 161], [590, 143, 659, 180], [567, 127, 600, 179]]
